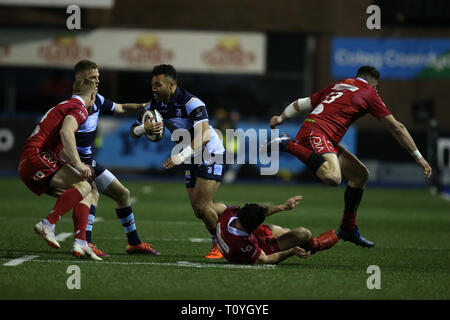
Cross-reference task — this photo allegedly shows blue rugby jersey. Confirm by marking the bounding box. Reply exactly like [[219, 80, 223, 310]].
[[137, 86, 225, 157], [75, 93, 115, 157]]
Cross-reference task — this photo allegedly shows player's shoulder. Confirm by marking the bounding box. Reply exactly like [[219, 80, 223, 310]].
[[178, 87, 205, 108]]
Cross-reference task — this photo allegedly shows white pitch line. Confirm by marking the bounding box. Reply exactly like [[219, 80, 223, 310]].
[[11, 258, 276, 270], [55, 232, 73, 242], [4, 255, 39, 266]]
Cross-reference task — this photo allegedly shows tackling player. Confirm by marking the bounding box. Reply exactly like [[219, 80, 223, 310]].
[[73, 60, 160, 256], [18, 78, 101, 260], [267, 65, 432, 248], [215, 196, 339, 264], [131, 64, 227, 259]]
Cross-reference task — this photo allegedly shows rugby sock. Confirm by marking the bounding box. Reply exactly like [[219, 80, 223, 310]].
[[116, 206, 141, 246], [85, 205, 96, 243], [306, 236, 320, 251], [287, 141, 326, 172], [72, 203, 90, 241], [341, 186, 364, 230], [46, 188, 83, 225]]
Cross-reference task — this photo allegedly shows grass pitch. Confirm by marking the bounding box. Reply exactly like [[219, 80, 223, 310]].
[[0, 177, 449, 300]]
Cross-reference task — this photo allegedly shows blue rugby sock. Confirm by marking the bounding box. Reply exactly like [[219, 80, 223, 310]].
[[116, 206, 141, 246], [85, 205, 96, 243]]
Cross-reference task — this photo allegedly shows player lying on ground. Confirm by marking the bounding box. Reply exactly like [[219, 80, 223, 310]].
[[266, 65, 432, 248], [18, 78, 102, 261], [74, 60, 159, 256], [215, 195, 338, 264]]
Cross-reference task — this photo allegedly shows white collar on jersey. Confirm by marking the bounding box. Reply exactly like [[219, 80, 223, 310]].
[[71, 95, 86, 107], [227, 216, 249, 236], [356, 77, 368, 84]]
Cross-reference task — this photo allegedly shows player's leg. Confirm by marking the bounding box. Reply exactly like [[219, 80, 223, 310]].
[[70, 190, 102, 261], [336, 147, 374, 248], [185, 160, 226, 258], [274, 227, 312, 250], [33, 163, 92, 249], [99, 171, 159, 255], [268, 129, 342, 186], [186, 178, 222, 235]]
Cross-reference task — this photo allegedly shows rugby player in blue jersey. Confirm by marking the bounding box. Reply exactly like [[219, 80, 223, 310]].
[[74, 60, 160, 256], [131, 64, 227, 259]]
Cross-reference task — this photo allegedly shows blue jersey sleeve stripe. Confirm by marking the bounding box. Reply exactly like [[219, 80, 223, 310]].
[[185, 97, 205, 115]]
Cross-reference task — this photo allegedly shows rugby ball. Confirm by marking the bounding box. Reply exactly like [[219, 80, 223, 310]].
[[141, 109, 164, 142]]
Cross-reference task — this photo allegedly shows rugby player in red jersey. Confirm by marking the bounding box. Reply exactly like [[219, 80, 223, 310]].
[[18, 78, 102, 260], [215, 195, 338, 264], [266, 66, 432, 248]]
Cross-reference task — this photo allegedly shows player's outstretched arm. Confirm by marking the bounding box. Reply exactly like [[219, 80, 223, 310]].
[[255, 246, 309, 264], [379, 115, 432, 178], [114, 102, 149, 115], [269, 97, 312, 128], [265, 195, 303, 217]]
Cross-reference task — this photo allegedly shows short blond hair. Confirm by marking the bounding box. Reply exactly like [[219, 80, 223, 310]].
[[74, 60, 98, 75], [72, 78, 96, 96]]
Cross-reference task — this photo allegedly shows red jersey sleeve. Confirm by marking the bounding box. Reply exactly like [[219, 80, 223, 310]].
[[66, 105, 88, 128], [366, 91, 392, 119]]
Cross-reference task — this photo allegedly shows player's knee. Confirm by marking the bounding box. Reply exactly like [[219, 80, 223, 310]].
[[74, 181, 92, 198], [323, 174, 341, 186], [361, 165, 370, 183], [115, 187, 130, 207], [293, 227, 311, 243]]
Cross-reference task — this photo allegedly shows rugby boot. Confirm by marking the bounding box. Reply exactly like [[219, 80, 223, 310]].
[[337, 226, 375, 248], [126, 242, 160, 255], [33, 220, 60, 249]]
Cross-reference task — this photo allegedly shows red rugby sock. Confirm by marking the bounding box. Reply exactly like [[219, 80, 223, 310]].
[[287, 141, 313, 163], [46, 188, 83, 225], [72, 203, 90, 240]]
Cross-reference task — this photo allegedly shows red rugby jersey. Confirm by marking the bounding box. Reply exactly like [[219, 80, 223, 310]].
[[25, 96, 88, 154], [305, 78, 391, 145], [216, 207, 262, 264]]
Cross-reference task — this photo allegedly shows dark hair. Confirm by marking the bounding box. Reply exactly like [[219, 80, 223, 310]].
[[356, 65, 380, 81], [74, 60, 98, 75], [152, 64, 177, 81], [238, 203, 267, 233]]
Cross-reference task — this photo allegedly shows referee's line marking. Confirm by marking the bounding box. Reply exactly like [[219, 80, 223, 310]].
[[4, 255, 39, 266]]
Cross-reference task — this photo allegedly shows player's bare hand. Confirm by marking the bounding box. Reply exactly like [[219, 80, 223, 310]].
[[144, 118, 163, 135], [269, 116, 283, 129], [163, 154, 183, 169], [281, 195, 303, 210], [417, 157, 432, 178], [74, 162, 94, 181], [292, 246, 310, 259]]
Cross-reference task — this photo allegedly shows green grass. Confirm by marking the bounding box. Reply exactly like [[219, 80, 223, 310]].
[[0, 177, 449, 300]]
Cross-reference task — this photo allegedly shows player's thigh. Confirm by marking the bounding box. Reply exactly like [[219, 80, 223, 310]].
[[49, 163, 84, 190], [266, 224, 290, 238], [187, 178, 221, 208], [316, 153, 342, 184], [338, 147, 370, 188], [275, 227, 311, 250]]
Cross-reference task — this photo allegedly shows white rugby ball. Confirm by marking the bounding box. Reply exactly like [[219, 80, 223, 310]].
[[141, 109, 164, 142]]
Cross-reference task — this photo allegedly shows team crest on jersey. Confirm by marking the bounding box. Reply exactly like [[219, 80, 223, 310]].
[[176, 109, 182, 117]]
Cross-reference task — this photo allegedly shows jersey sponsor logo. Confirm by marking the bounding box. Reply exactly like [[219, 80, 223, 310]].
[[120, 34, 174, 65], [78, 110, 87, 121], [202, 37, 255, 67], [41, 152, 58, 168]]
